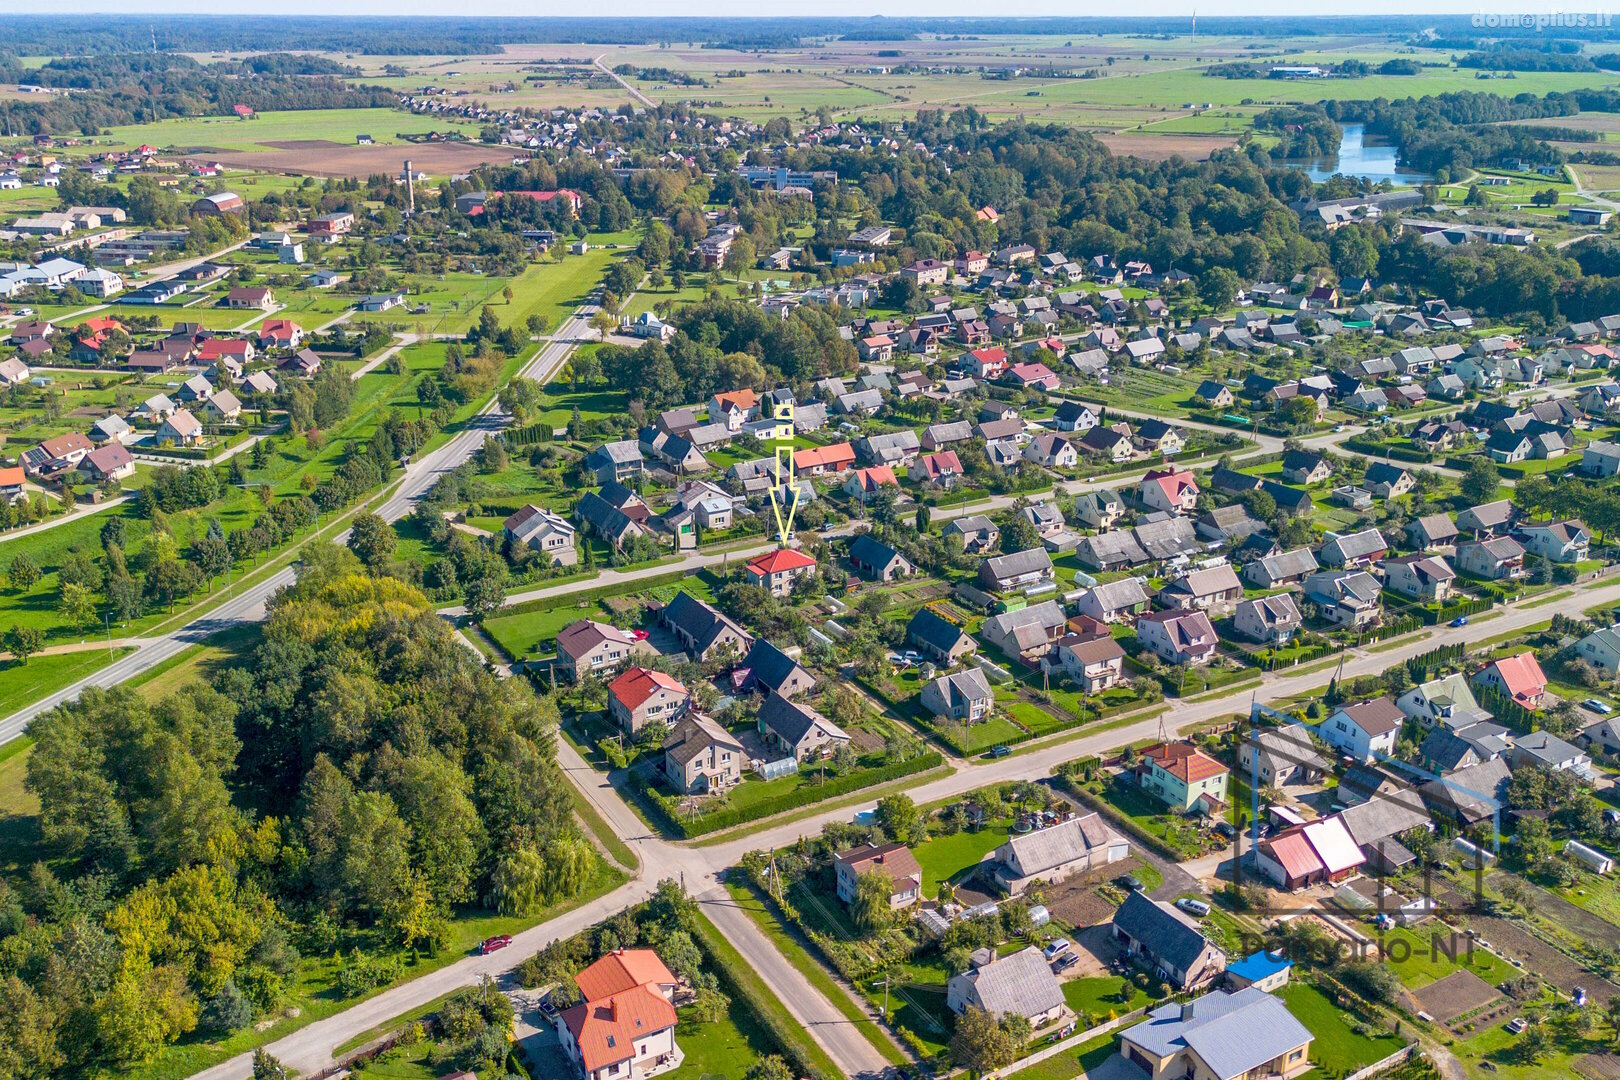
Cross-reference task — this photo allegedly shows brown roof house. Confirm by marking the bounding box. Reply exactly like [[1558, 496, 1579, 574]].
[[834, 842, 923, 909], [662, 714, 744, 795]]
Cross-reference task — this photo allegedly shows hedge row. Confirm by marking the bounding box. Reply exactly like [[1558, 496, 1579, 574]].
[[650, 752, 945, 838], [498, 568, 694, 618]]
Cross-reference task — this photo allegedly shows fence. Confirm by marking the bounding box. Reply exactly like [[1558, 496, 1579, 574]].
[[984, 1007, 1148, 1079], [1343, 1044, 1417, 1080]]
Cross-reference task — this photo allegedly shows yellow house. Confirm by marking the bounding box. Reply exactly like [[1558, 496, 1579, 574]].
[[1118, 987, 1312, 1080]]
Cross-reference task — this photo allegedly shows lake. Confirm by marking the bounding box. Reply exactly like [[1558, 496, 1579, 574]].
[[1278, 124, 1432, 186]]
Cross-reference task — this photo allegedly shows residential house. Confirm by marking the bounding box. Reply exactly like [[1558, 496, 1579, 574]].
[[1257, 816, 1366, 890], [1053, 635, 1127, 692], [1238, 725, 1328, 787], [1243, 547, 1317, 589], [920, 668, 994, 724], [834, 843, 923, 909], [1074, 577, 1150, 624], [154, 409, 203, 447], [758, 694, 850, 762], [1474, 651, 1548, 710], [1281, 450, 1332, 486], [1117, 987, 1313, 1080], [502, 505, 577, 566], [1135, 609, 1218, 666], [1156, 565, 1243, 614], [737, 639, 816, 700], [555, 620, 655, 681], [1072, 489, 1125, 531], [943, 515, 999, 554], [1134, 742, 1230, 815], [607, 667, 690, 734], [555, 950, 681, 1080], [979, 548, 1055, 592], [1319, 528, 1388, 569], [849, 534, 914, 581], [79, 443, 134, 482], [662, 714, 744, 795], [1455, 537, 1526, 581], [1320, 699, 1404, 762], [989, 812, 1128, 895], [1112, 892, 1227, 991], [1519, 520, 1590, 563], [1024, 433, 1078, 470], [1365, 462, 1414, 499], [981, 600, 1068, 659], [907, 608, 977, 665], [1139, 468, 1199, 515], [945, 948, 1066, 1028], [585, 440, 645, 483], [745, 548, 817, 598], [1458, 500, 1515, 538], [1303, 570, 1383, 629], [1382, 554, 1456, 602], [1233, 594, 1303, 645], [1406, 513, 1459, 551], [661, 591, 752, 662]]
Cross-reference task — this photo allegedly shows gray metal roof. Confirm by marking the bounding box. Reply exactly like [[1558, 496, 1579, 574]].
[[1001, 812, 1115, 876], [1122, 987, 1312, 1079], [957, 946, 1065, 1020]]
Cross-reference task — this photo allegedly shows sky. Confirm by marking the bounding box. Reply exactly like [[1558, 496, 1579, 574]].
[[6, 1, 1606, 17]]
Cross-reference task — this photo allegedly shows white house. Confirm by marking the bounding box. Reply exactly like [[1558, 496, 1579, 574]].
[[1319, 698, 1403, 763]]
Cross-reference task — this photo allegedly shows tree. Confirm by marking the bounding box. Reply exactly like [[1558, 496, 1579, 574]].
[[851, 870, 895, 936], [252, 1049, 291, 1080], [950, 1005, 1018, 1077], [58, 581, 98, 632], [6, 553, 40, 593], [1461, 457, 1500, 505], [4, 624, 43, 664], [875, 793, 924, 844], [745, 1055, 796, 1080], [346, 512, 396, 571], [464, 576, 506, 619]]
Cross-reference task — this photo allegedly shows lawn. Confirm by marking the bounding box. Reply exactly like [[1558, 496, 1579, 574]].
[[1004, 1031, 1118, 1080], [1372, 926, 1516, 990], [128, 623, 260, 700], [911, 819, 1013, 898], [0, 647, 131, 719], [479, 599, 611, 659], [1062, 975, 1151, 1022], [1279, 980, 1408, 1075], [96, 108, 480, 153]]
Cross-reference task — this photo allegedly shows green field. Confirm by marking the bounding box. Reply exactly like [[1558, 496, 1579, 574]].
[[95, 108, 481, 153]]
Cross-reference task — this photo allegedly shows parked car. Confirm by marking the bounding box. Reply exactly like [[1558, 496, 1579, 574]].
[[989, 745, 1012, 758], [1042, 938, 1072, 960], [1052, 952, 1079, 972], [1122, 875, 1144, 892], [478, 935, 512, 955], [1175, 898, 1211, 918], [1583, 698, 1613, 715], [1449, 616, 1469, 627]]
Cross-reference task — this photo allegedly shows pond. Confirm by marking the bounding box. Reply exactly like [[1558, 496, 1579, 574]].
[[1278, 124, 1432, 186]]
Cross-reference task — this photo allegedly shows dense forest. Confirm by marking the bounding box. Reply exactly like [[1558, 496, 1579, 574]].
[[0, 564, 592, 1075]]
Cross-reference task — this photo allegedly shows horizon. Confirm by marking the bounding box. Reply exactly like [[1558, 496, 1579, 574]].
[[0, 4, 1593, 19]]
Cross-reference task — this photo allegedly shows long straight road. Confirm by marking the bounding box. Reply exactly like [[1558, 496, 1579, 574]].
[[0, 305, 599, 745]]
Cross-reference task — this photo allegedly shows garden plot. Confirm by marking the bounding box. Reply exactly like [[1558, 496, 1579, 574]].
[[1410, 969, 1502, 1025]]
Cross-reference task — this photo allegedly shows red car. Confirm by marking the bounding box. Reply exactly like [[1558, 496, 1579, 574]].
[[479, 935, 512, 955]]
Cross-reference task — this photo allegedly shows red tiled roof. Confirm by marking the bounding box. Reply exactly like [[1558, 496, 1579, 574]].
[[747, 548, 817, 575], [850, 466, 898, 491], [574, 949, 677, 1003], [561, 986, 677, 1073], [1141, 741, 1228, 784], [608, 666, 686, 711]]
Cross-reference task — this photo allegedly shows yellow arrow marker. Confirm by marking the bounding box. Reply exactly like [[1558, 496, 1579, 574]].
[[765, 400, 800, 545]]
